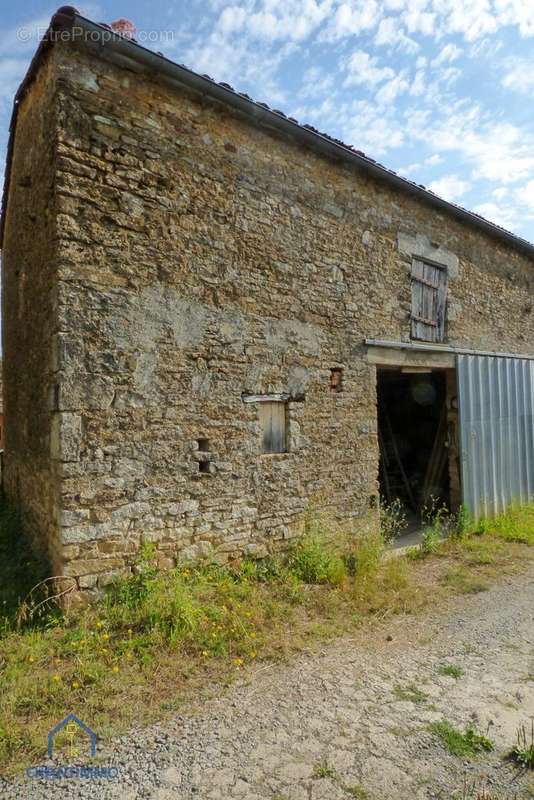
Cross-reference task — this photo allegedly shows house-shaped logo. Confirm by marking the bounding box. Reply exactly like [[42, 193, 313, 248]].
[[48, 714, 97, 758]]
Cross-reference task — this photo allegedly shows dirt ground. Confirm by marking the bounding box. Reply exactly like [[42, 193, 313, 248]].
[[3, 562, 534, 800]]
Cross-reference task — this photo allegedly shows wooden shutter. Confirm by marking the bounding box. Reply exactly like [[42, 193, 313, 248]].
[[259, 402, 287, 453], [410, 258, 447, 342]]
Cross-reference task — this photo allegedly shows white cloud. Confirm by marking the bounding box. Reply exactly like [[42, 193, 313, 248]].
[[429, 174, 470, 200], [407, 107, 534, 186], [299, 65, 334, 98], [217, 6, 248, 35], [436, 66, 462, 87], [346, 102, 405, 152], [374, 17, 419, 52], [214, 0, 334, 42], [323, 0, 382, 40], [343, 49, 394, 87], [437, 1, 498, 41], [398, 153, 444, 176], [430, 0, 534, 40], [431, 42, 462, 66], [522, 180, 534, 211], [472, 201, 517, 229], [501, 58, 534, 95], [403, 8, 436, 36], [468, 37, 503, 58], [410, 68, 426, 95], [375, 71, 410, 104]]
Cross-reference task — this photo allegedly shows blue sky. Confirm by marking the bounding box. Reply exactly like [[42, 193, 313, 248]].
[[2, 1, 534, 241]]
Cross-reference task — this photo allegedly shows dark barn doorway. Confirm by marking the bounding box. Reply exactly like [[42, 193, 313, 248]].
[[377, 369, 450, 520]]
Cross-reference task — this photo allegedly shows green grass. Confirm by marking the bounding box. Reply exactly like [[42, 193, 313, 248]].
[[287, 535, 346, 585], [476, 504, 534, 545], [313, 760, 336, 779], [430, 720, 494, 757], [508, 721, 534, 769], [438, 664, 464, 679], [0, 522, 425, 775], [1, 501, 533, 776], [344, 785, 369, 799], [393, 683, 429, 704], [443, 567, 489, 594]]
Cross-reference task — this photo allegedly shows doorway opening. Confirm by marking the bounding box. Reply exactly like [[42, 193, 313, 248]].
[[377, 368, 451, 533]]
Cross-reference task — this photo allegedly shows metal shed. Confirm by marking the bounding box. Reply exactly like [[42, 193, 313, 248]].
[[457, 355, 534, 519]]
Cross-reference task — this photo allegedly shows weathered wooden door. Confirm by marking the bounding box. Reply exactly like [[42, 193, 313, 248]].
[[410, 259, 447, 342]]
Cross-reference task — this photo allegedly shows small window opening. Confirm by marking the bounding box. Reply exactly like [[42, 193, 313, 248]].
[[198, 460, 211, 474], [197, 438, 210, 452], [259, 402, 288, 454], [330, 368, 343, 392]]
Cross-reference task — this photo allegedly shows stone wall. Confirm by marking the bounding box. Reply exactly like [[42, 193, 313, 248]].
[[2, 50, 62, 567], [3, 38, 534, 594]]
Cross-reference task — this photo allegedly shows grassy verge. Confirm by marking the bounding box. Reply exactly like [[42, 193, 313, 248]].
[[429, 720, 494, 757], [0, 503, 533, 776]]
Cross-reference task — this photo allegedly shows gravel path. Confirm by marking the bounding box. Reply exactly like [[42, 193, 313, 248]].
[[2, 565, 534, 800]]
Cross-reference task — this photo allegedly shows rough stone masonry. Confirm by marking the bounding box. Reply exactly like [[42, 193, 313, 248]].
[[1, 11, 533, 601]]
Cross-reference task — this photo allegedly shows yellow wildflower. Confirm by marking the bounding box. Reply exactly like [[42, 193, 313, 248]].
[[102, 633, 110, 641], [250, 651, 257, 659], [112, 665, 119, 673], [72, 681, 79, 689], [233, 658, 243, 667], [201, 650, 208, 657], [52, 674, 61, 682]]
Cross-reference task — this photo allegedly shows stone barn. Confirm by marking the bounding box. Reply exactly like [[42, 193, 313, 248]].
[[1, 8, 533, 596]]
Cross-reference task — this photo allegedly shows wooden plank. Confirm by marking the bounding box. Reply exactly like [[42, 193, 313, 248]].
[[411, 313, 438, 327], [411, 258, 448, 343], [435, 267, 448, 342], [412, 275, 440, 289], [366, 346, 455, 369], [259, 402, 287, 453], [422, 404, 448, 506], [271, 402, 287, 453], [243, 393, 289, 403]]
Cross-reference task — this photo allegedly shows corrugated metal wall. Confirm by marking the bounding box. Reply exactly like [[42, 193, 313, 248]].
[[457, 355, 534, 519]]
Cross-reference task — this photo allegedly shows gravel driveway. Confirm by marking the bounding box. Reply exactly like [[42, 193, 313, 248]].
[[2, 564, 534, 800]]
